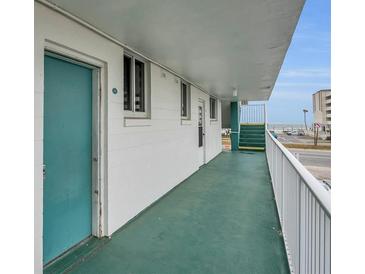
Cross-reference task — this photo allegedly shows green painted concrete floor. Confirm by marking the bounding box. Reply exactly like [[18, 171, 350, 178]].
[[54, 151, 289, 274]]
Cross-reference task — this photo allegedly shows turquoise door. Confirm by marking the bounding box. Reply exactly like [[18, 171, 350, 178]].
[[43, 54, 93, 264]]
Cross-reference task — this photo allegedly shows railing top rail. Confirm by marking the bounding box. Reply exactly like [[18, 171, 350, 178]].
[[266, 129, 331, 217]]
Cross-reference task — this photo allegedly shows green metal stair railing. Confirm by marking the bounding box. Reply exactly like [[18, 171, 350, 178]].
[[239, 104, 266, 151]]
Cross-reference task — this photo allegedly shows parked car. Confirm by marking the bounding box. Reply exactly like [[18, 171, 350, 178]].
[[298, 130, 305, 136], [288, 130, 299, 136]]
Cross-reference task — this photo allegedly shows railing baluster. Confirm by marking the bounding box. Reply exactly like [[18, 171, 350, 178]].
[[306, 188, 310, 274], [299, 181, 305, 273], [239, 104, 266, 124], [324, 215, 331, 274], [281, 153, 284, 223], [265, 129, 331, 274], [315, 203, 320, 273], [319, 208, 325, 274]]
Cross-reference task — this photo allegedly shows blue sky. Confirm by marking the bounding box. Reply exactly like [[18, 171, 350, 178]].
[[267, 0, 331, 124]]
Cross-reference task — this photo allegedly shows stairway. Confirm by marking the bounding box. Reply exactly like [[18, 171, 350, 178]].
[[239, 124, 265, 151]]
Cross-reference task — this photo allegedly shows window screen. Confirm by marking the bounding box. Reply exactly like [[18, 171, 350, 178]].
[[210, 97, 216, 119], [198, 105, 203, 147], [135, 59, 145, 112], [124, 55, 132, 110], [181, 82, 188, 117]]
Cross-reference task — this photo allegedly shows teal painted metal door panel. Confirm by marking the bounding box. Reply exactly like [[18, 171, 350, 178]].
[[43, 55, 93, 264]]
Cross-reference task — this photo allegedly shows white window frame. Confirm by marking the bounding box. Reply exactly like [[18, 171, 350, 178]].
[[123, 50, 150, 118], [180, 80, 191, 120], [210, 97, 217, 120]]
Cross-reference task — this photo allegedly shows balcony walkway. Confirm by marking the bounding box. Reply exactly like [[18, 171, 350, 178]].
[[51, 151, 289, 274]]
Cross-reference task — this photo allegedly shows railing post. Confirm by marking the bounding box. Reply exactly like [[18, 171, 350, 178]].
[[230, 101, 240, 151]]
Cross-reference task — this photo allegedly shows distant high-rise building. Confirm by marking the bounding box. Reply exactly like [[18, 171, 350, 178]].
[[312, 89, 331, 132]]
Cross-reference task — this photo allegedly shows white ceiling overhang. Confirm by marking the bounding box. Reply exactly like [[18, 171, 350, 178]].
[[43, 0, 305, 101]]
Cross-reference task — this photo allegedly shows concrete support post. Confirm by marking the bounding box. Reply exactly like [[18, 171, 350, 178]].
[[230, 101, 240, 151]]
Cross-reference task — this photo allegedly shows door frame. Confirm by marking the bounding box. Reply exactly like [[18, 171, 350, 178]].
[[43, 40, 107, 240], [198, 98, 206, 166]]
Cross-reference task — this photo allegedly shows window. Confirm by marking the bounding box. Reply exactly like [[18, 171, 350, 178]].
[[198, 105, 203, 147], [124, 55, 132, 111], [135, 60, 145, 112], [210, 97, 217, 119], [181, 81, 190, 119], [123, 52, 149, 115]]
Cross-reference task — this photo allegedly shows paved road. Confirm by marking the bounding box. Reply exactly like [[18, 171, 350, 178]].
[[289, 148, 331, 181], [274, 133, 331, 182], [289, 149, 331, 167]]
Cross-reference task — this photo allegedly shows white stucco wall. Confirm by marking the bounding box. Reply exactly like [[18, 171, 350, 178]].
[[35, 3, 222, 273]]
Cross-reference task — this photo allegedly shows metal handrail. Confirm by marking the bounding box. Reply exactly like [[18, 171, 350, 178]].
[[266, 130, 331, 216], [240, 104, 265, 124]]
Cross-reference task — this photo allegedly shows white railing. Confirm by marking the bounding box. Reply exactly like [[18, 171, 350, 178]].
[[240, 104, 266, 124], [265, 129, 331, 274]]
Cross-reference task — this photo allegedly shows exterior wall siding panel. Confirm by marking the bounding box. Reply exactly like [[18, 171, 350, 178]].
[[35, 3, 222, 272]]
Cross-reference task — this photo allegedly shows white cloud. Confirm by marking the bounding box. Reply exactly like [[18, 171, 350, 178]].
[[271, 90, 311, 100], [275, 81, 330, 87], [280, 68, 330, 78]]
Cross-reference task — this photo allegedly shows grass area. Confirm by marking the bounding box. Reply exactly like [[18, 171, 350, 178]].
[[283, 143, 331, 150]]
